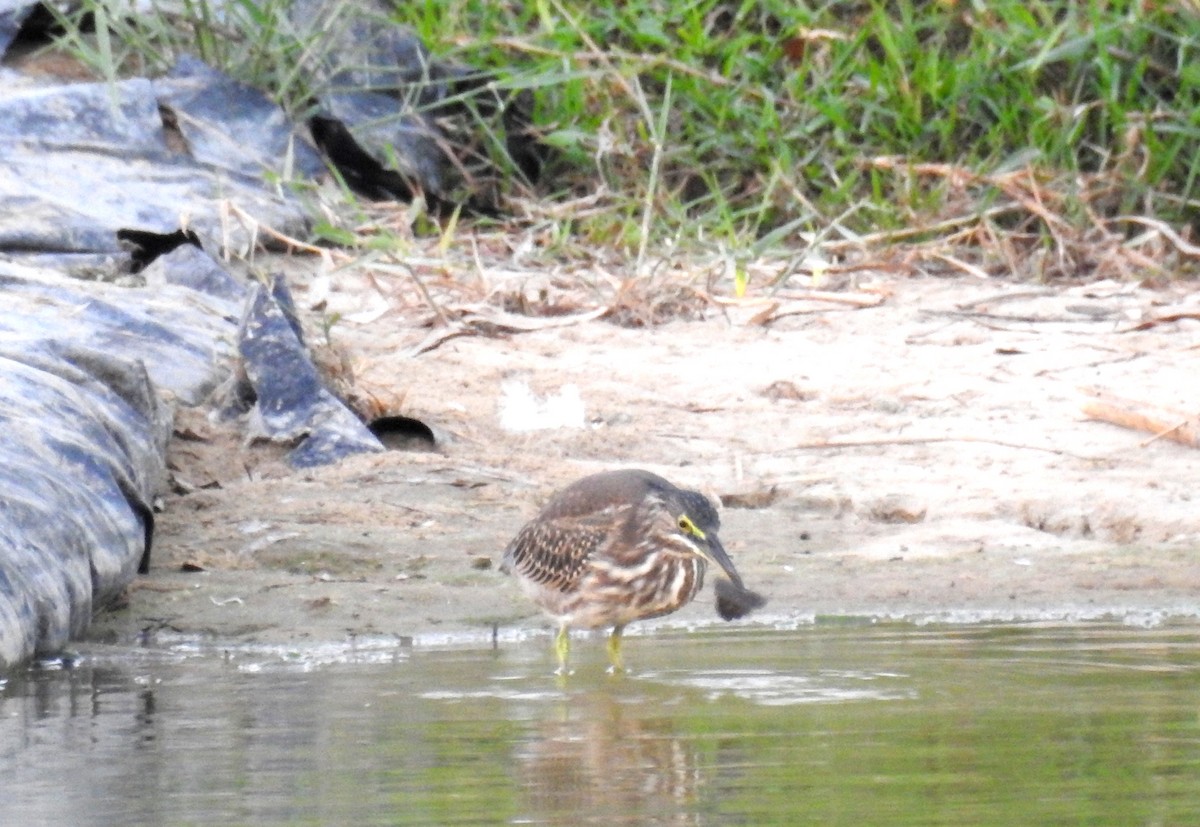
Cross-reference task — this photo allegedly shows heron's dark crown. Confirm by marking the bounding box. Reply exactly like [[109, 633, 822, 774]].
[[536, 469, 715, 523]]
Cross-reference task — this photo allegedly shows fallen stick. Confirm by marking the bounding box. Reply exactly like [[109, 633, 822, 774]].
[[759, 435, 1090, 459], [710, 290, 885, 308], [1081, 400, 1200, 449], [1079, 386, 1196, 419], [1121, 312, 1200, 332]]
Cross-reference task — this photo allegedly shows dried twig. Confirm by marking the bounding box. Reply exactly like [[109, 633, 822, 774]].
[[930, 252, 992, 279], [1079, 387, 1195, 418], [1080, 391, 1200, 449], [766, 435, 1091, 459], [405, 306, 610, 356], [1121, 312, 1200, 332], [226, 203, 346, 264], [367, 261, 451, 328], [711, 290, 884, 309]]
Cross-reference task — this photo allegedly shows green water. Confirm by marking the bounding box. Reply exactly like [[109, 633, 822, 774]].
[[2, 622, 1199, 825]]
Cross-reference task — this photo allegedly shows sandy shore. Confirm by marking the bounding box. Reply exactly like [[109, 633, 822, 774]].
[[88, 274, 1200, 652]]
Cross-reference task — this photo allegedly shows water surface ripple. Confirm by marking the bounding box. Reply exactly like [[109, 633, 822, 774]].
[[3, 622, 1199, 825]]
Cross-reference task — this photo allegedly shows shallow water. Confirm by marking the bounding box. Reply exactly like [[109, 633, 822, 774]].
[[3, 621, 1200, 826]]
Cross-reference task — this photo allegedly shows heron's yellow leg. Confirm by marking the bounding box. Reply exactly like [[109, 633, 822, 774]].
[[554, 624, 571, 674], [606, 625, 626, 673]]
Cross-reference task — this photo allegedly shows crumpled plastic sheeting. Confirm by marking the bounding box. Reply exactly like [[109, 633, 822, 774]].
[[0, 13, 524, 667], [154, 54, 327, 183], [0, 72, 312, 258], [300, 1, 543, 212], [0, 341, 163, 669], [0, 215, 377, 670], [0, 0, 36, 57], [236, 276, 384, 468], [0, 254, 245, 669], [0, 255, 243, 406], [141, 239, 247, 305]]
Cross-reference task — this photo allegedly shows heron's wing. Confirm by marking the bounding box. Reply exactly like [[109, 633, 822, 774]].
[[501, 507, 625, 593]]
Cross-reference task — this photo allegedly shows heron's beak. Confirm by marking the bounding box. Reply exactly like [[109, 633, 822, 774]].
[[695, 532, 745, 588], [698, 532, 767, 621]]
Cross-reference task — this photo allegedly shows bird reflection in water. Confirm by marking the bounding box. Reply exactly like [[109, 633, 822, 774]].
[[511, 688, 710, 825]]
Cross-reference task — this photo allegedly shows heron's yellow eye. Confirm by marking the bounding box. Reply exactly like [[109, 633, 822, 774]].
[[677, 515, 706, 539]]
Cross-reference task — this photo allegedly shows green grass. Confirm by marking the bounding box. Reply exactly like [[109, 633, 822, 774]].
[[49, 0, 318, 101], [48, 0, 1200, 277]]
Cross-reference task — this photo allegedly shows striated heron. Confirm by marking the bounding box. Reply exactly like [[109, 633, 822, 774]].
[[501, 469, 766, 672]]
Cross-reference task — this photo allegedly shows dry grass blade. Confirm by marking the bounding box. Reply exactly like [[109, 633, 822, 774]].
[[367, 261, 452, 328], [1116, 216, 1200, 258], [858, 158, 1195, 282]]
